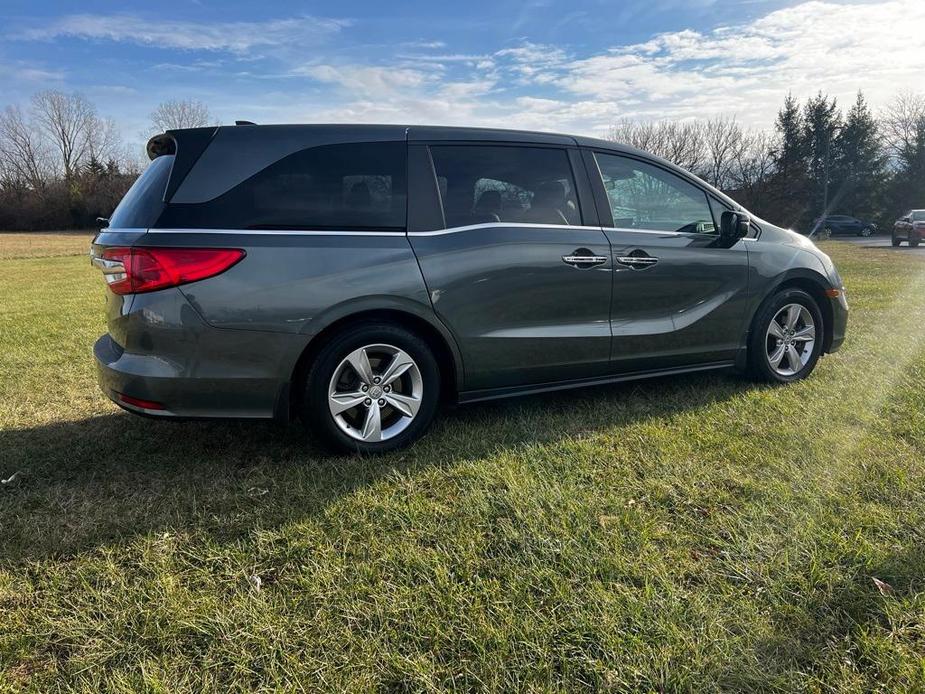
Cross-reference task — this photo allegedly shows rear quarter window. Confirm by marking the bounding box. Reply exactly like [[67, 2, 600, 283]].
[[108, 155, 173, 229], [156, 142, 407, 231]]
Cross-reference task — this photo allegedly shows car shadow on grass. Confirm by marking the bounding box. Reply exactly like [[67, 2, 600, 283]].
[[1, 371, 759, 563]]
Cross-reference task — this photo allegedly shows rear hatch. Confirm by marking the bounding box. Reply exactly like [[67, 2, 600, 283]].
[[91, 153, 176, 341], [90, 127, 219, 341]]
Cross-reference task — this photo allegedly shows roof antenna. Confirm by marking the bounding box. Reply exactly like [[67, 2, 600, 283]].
[[235, 120, 257, 126]]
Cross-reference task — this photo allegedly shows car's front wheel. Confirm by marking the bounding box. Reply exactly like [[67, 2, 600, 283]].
[[301, 323, 440, 453], [892, 233, 902, 247], [748, 289, 824, 383], [859, 226, 874, 237]]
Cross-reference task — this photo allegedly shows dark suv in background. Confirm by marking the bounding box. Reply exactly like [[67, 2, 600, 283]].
[[92, 124, 847, 452]]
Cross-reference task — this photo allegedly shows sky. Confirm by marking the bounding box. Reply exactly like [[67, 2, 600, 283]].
[[1, 0, 924, 151]]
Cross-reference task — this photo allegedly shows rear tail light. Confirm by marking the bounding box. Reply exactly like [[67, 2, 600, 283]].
[[95, 247, 245, 295]]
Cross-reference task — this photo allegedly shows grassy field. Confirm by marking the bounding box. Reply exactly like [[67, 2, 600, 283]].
[[1, 235, 924, 692], [0, 232, 95, 261]]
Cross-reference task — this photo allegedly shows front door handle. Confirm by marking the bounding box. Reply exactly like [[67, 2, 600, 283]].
[[616, 255, 659, 270], [562, 250, 608, 268]]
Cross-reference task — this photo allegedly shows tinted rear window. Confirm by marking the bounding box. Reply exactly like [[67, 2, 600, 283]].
[[155, 142, 407, 231], [108, 154, 173, 229]]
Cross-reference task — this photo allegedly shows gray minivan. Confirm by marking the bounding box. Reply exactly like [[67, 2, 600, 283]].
[[91, 124, 848, 452]]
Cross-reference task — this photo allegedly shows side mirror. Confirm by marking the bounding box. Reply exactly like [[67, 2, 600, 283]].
[[720, 210, 749, 241], [96, 217, 110, 230]]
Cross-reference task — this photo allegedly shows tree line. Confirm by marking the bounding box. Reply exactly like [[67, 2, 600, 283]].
[[608, 90, 925, 234], [1, 89, 923, 232], [0, 93, 214, 231]]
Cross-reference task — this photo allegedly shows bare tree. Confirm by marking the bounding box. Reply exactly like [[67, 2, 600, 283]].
[[607, 119, 707, 174], [30, 90, 103, 179], [882, 91, 925, 167], [701, 117, 746, 190], [0, 105, 51, 189], [149, 99, 214, 133]]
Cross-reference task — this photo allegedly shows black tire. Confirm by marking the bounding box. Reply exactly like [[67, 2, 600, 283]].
[[892, 234, 902, 247], [911, 237, 921, 248], [859, 226, 873, 237], [301, 323, 440, 454], [747, 288, 824, 384]]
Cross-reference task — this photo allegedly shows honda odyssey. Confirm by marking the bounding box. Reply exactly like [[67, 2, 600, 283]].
[[91, 124, 848, 452]]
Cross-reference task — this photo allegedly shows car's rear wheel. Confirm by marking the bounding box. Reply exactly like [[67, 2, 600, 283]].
[[302, 323, 440, 453], [748, 288, 824, 383]]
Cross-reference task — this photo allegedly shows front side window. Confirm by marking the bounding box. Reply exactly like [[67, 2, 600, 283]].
[[429, 145, 581, 228], [913, 211, 925, 221], [157, 142, 407, 231], [594, 152, 715, 234]]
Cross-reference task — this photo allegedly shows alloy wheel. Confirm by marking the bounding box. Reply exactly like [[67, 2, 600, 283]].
[[765, 303, 816, 376], [327, 343, 423, 442]]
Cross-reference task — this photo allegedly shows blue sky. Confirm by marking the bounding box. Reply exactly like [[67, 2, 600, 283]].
[[2, 0, 923, 150]]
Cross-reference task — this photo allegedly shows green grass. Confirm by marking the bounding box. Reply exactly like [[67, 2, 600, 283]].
[[2, 240, 925, 692]]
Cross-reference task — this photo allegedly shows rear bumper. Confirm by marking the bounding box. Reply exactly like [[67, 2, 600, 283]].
[[94, 288, 307, 420], [94, 333, 283, 418]]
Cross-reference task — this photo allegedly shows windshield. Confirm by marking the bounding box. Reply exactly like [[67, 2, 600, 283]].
[[913, 211, 925, 221], [108, 155, 174, 229]]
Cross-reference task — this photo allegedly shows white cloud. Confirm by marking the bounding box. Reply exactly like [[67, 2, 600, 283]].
[[18, 14, 349, 54], [558, 0, 925, 125], [10, 0, 925, 142], [271, 1, 925, 135]]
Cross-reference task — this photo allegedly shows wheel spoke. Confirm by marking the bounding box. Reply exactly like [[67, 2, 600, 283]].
[[360, 402, 382, 441], [345, 347, 375, 385], [380, 351, 415, 387], [768, 343, 786, 367], [767, 320, 785, 339], [328, 390, 367, 416], [792, 325, 815, 342], [385, 391, 421, 418], [786, 344, 802, 370], [785, 305, 801, 330]]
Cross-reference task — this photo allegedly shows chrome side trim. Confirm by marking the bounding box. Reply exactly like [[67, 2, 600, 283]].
[[142, 223, 607, 237], [409, 222, 604, 236], [145, 228, 403, 236], [604, 227, 685, 237]]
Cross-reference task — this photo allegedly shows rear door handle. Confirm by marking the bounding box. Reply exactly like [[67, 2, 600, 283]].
[[562, 253, 608, 268]]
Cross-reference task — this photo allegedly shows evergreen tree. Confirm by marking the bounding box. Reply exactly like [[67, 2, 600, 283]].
[[888, 114, 925, 220], [802, 92, 842, 224], [766, 93, 811, 228], [832, 91, 885, 221]]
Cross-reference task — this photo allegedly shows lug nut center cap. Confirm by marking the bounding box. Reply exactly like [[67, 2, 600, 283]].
[[369, 385, 383, 399]]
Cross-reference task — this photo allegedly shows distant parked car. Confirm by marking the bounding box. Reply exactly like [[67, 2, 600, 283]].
[[892, 210, 925, 247], [813, 215, 877, 238]]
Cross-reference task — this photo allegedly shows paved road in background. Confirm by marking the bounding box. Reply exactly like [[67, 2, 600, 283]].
[[826, 235, 925, 256]]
